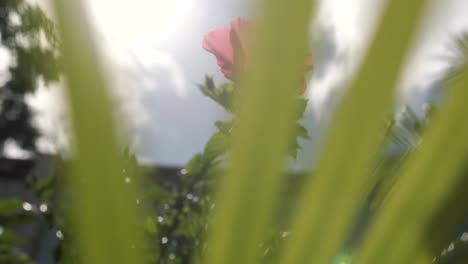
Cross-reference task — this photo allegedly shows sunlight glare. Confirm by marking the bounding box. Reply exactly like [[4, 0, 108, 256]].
[[86, 0, 194, 45]]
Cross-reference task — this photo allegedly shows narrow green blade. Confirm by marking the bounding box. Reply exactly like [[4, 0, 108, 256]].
[[203, 1, 314, 264], [51, 1, 146, 264], [356, 67, 468, 264], [278, 1, 428, 263]]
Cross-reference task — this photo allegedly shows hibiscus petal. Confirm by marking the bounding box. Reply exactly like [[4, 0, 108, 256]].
[[202, 27, 234, 67], [221, 66, 234, 79], [216, 58, 234, 79], [203, 27, 236, 79]]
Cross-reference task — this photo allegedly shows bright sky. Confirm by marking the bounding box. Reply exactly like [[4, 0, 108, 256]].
[[309, 0, 468, 116], [25, 0, 468, 166], [297, 0, 468, 169]]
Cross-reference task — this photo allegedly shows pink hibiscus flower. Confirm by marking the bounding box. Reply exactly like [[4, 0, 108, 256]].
[[202, 18, 250, 80], [202, 17, 313, 92]]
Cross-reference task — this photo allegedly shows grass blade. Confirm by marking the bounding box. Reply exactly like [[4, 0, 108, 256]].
[[202, 1, 314, 264], [278, 1, 429, 263], [51, 1, 146, 264], [355, 67, 468, 264]]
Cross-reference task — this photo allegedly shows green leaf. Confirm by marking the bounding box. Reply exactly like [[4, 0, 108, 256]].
[[205, 75, 216, 90], [203, 132, 229, 164], [198, 84, 216, 99], [289, 139, 301, 159], [295, 123, 310, 139], [215, 121, 233, 135], [0, 199, 22, 217], [294, 97, 308, 120], [34, 176, 56, 201], [185, 154, 205, 176], [0, 230, 24, 246], [198, 77, 236, 112]]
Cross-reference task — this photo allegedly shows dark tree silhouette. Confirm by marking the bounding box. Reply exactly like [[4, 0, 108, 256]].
[[0, 0, 60, 157]]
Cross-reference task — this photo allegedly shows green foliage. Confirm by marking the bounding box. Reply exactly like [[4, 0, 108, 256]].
[[0, 1, 60, 262], [0, 242, 35, 264], [198, 76, 235, 112], [0, 193, 48, 264], [0, 199, 23, 218], [198, 76, 310, 159], [202, 132, 229, 164]]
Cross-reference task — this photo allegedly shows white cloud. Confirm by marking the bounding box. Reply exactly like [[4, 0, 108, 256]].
[[295, 0, 468, 170], [85, 0, 196, 46], [29, 0, 468, 166], [308, 0, 468, 119], [26, 80, 71, 154], [0, 46, 12, 86]]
